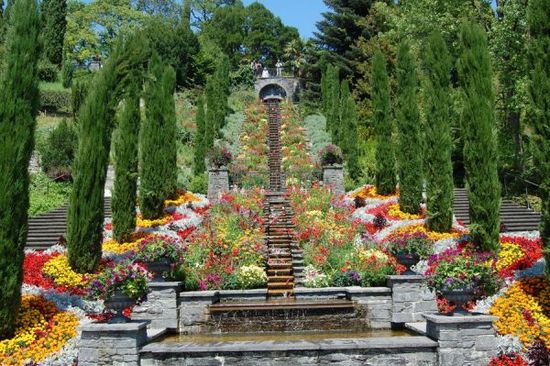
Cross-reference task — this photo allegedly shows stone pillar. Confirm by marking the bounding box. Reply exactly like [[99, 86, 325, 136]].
[[131, 282, 181, 331], [322, 164, 345, 196], [207, 167, 229, 201], [79, 322, 148, 366], [424, 313, 498, 365], [387, 275, 437, 325]]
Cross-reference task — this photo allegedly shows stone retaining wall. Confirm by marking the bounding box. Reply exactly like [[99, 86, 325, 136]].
[[131, 282, 181, 331], [387, 275, 437, 324]]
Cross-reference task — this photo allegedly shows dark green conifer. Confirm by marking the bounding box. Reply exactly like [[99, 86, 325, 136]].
[[395, 42, 423, 214], [67, 34, 149, 273], [325, 65, 341, 145], [40, 0, 67, 66], [194, 95, 207, 175], [371, 50, 397, 195], [161, 65, 178, 199], [339, 79, 359, 180], [112, 80, 141, 243], [527, 0, 549, 275], [457, 23, 501, 252], [139, 53, 176, 219], [0, 0, 40, 339], [423, 31, 454, 233]]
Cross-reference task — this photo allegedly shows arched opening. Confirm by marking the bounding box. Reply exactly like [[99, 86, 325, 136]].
[[259, 83, 287, 101]]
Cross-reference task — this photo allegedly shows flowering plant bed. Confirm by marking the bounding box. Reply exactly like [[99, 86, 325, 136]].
[[87, 261, 151, 301]]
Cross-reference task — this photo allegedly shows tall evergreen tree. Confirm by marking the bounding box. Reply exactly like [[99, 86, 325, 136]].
[[112, 80, 141, 243], [527, 0, 549, 276], [457, 23, 501, 252], [320, 64, 330, 114], [339, 79, 359, 180], [0, 0, 40, 339], [395, 42, 423, 214], [139, 53, 176, 219], [174, 0, 199, 88], [326, 65, 340, 144], [40, 0, 67, 66], [423, 31, 454, 233], [194, 95, 207, 175], [371, 50, 396, 195], [204, 55, 230, 150], [161, 65, 178, 199], [67, 34, 149, 273]]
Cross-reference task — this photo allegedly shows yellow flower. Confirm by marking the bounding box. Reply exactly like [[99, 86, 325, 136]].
[[42, 254, 90, 287]]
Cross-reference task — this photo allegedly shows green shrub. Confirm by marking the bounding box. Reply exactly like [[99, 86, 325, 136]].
[[38, 59, 58, 82], [61, 60, 73, 88], [29, 172, 71, 216], [230, 64, 255, 89], [187, 173, 207, 194], [39, 89, 71, 112], [39, 118, 78, 180], [71, 78, 90, 118]]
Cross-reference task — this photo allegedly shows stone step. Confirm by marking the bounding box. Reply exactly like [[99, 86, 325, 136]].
[[267, 268, 292, 276], [267, 289, 295, 298], [267, 281, 294, 290], [267, 275, 294, 283]]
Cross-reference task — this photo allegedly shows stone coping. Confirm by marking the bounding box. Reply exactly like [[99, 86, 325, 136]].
[[82, 321, 149, 332], [147, 328, 168, 343], [140, 336, 437, 354], [405, 322, 427, 336], [179, 287, 391, 301], [386, 275, 425, 285], [148, 281, 182, 290], [423, 313, 498, 324], [321, 164, 343, 169]]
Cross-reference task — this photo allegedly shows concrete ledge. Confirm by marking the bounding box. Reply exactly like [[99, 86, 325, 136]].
[[387, 275, 425, 286], [140, 336, 437, 354], [81, 321, 149, 332], [423, 313, 498, 324]]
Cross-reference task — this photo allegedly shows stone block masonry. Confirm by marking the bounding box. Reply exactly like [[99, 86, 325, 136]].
[[387, 275, 437, 325], [207, 168, 229, 202], [322, 165, 345, 196], [79, 322, 148, 366], [132, 282, 182, 331], [425, 313, 498, 365]]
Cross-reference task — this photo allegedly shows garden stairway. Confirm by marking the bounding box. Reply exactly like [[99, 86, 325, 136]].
[[266, 99, 284, 192], [453, 188, 541, 232], [26, 197, 112, 250]]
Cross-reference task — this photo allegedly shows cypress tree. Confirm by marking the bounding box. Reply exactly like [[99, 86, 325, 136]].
[[339, 79, 359, 180], [140, 53, 176, 219], [204, 56, 230, 149], [161, 65, 178, 199], [327, 65, 341, 144], [457, 22, 501, 252], [395, 42, 423, 214], [194, 95, 207, 175], [423, 31, 454, 233], [40, 0, 67, 66], [67, 34, 149, 273], [371, 50, 397, 195], [112, 80, 141, 243], [0, 0, 40, 339], [527, 0, 549, 275], [320, 64, 330, 115], [204, 76, 216, 150]]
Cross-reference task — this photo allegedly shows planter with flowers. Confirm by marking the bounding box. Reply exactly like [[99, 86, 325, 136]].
[[319, 144, 345, 195], [386, 233, 432, 275], [134, 235, 184, 282], [426, 248, 502, 315], [87, 261, 151, 323]]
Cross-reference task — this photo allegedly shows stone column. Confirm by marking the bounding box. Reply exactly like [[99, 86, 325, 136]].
[[79, 322, 148, 366], [131, 282, 182, 331], [207, 167, 229, 201], [322, 164, 345, 196], [424, 313, 498, 365], [387, 275, 437, 325]]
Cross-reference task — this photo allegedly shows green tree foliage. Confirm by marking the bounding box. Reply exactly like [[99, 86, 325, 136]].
[[39, 119, 78, 180], [527, 0, 550, 275], [322, 64, 340, 143], [41, 0, 67, 66], [315, 0, 375, 79], [194, 95, 207, 174], [139, 53, 177, 219], [112, 81, 141, 243], [371, 50, 396, 195], [492, 0, 528, 178], [423, 31, 454, 233], [395, 42, 423, 214], [457, 23, 501, 252], [204, 55, 230, 150], [67, 34, 149, 273], [0, 0, 40, 339], [161, 65, 178, 199], [339, 80, 359, 180]]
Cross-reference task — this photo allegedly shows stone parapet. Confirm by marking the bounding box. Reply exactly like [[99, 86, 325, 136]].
[[132, 282, 182, 331], [207, 168, 229, 202], [424, 313, 498, 365], [78, 321, 148, 366], [322, 165, 345, 196], [387, 275, 437, 325]]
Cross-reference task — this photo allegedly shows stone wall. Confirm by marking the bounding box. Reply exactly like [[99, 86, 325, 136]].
[[387, 275, 437, 324], [207, 168, 229, 201], [322, 165, 345, 196], [131, 282, 181, 331]]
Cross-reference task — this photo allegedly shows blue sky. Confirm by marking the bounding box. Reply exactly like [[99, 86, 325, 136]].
[[242, 0, 328, 39]]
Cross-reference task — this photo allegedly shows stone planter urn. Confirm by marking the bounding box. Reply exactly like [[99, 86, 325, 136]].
[[395, 252, 420, 275], [146, 257, 172, 282], [440, 285, 475, 315], [207, 166, 229, 201], [104, 290, 135, 324], [322, 164, 345, 196]]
